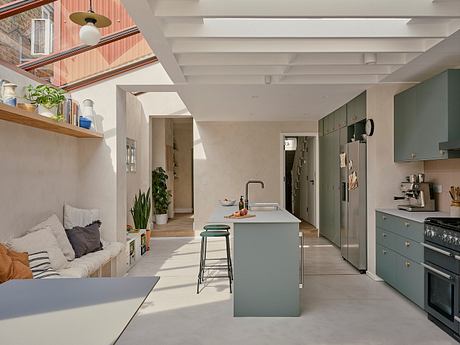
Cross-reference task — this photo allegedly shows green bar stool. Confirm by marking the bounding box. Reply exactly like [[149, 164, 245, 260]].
[[202, 224, 231, 267], [197, 230, 233, 294]]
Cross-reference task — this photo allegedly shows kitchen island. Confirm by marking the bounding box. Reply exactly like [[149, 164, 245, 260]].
[[209, 204, 301, 317]]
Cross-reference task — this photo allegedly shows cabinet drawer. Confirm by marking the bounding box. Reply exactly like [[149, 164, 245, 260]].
[[376, 244, 397, 286], [393, 235, 423, 263], [376, 227, 398, 249], [396, 256, 424, 308], [376, 212, 424, 242]]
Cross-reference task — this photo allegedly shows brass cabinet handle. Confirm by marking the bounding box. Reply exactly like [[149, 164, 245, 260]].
[[405, 241, 411, 247], [383, 250, 387, 255], [404, 222, 410, 227], [383, 233, 387, 238], [382, 215, 387, 220], [411, 153, 416, 159], [405, 261, 411, 268]]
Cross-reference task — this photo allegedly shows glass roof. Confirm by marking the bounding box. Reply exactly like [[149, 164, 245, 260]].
[[0, 0, 154, 89]]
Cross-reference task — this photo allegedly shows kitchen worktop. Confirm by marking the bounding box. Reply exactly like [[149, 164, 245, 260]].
[[209, 205, 301, 224], [376, 208, 450, 223]]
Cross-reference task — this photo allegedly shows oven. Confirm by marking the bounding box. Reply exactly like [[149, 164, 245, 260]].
[[422, 241, 460, 336]]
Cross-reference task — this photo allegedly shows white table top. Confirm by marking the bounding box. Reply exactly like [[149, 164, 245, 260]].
[[376, 208, 450, 223], [0, 277, 159, 345], [209, 205, 300, 224]]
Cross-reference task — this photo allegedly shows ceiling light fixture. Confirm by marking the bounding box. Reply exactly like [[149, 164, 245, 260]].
[[363, 53, 377, 65], [70, 0, 112, 46]]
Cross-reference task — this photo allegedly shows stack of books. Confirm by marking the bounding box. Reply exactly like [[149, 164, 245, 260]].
[[60, 98, 80, 126]]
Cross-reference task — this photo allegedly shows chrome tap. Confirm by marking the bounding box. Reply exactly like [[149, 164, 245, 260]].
[[245, 180, 265, 209]]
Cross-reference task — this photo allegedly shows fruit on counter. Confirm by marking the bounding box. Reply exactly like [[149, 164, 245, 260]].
[[233, 211, 240, 217], [239, 208, 248, 216]]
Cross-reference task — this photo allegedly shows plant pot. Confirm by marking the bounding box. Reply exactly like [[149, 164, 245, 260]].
[[156, 214, 168, 225], [145, 229, 151, 251], [38, 104, 57, 117]]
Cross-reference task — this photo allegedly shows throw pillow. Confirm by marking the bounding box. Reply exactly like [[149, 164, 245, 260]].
[[28, 214, 75, 261], [66, 221, 103, 258], [0, 244, 32, 283], [9, 227, 69, 270], [64, 204, 100, 230], [28, 251, 61, 279]]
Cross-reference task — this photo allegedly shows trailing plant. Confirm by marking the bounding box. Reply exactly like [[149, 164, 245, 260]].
[[25, 84, 66, 110], [130, 188, 151, 229], [152, 167, 171, 214]]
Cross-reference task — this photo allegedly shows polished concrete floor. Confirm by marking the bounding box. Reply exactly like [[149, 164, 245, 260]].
[[118, 235, 457, 345]]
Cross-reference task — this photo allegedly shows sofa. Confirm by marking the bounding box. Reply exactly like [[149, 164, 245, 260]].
[[6, 205, 124, 279]]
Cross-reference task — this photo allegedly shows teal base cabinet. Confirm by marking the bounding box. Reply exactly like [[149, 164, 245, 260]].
[[233, 222, 300, 317], [375, 211, 424, 308]]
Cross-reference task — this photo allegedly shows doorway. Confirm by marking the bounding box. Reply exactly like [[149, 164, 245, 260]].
[[150, 118, 195, 237], [281, 133, 319, 231]]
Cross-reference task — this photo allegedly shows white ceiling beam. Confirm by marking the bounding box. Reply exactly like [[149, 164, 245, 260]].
[[181, 65, 397, 76], [153, 0, 460, 18], [175, 52, 418, 66], [164, 19, 449, 38], [171, 38, 442, 54], [121, 0, 186, 83], [185, 74, 383, 84]]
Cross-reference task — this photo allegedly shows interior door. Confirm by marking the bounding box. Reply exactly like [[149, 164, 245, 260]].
[[306, 137, 316, 226]]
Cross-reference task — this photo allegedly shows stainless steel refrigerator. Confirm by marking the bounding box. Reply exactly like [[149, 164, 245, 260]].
[[340, 141, 367, 272]]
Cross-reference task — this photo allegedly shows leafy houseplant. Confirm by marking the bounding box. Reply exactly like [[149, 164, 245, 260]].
[[25, 84, 66, 119], [152, 167, 171, 225], [130, 188, 151, 230]]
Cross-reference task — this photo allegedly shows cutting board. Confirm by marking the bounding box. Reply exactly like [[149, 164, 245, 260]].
[[224, 214, 256, 219]]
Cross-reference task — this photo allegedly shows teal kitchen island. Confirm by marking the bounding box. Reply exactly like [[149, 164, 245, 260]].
[[209, 204, 302, 317]]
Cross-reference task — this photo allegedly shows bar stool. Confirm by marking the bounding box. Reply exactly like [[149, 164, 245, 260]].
[[197, 229, 233, 294], [202, 224, 230, 265]]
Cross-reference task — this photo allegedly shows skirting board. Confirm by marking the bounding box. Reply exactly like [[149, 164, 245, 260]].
[[175, 208, 193, 213], [366, 271, 383, 282]]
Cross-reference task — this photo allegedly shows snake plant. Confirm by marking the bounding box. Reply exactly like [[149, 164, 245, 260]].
[[130, 188, 151, 229]]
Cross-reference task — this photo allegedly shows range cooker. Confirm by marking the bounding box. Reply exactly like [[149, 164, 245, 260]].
[[423, 217, 460, 342]]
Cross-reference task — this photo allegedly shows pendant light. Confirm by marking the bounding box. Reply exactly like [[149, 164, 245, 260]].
[[70, 0, 111, 46]]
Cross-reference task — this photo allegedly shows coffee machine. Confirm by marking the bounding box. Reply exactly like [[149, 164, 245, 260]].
[[395, 174, 436, 212]]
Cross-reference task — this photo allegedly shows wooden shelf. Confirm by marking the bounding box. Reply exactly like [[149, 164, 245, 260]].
[[0, 103, 103, 139]]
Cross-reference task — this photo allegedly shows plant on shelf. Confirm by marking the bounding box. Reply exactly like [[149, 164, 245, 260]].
[[130, 188, 151, 230], [25, 84, 66, 119], [152, 167, 171, 225]]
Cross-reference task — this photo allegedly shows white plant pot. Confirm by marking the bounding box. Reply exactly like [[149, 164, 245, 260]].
[[156, 214, 168, 225], [38, 104, 56, 117]]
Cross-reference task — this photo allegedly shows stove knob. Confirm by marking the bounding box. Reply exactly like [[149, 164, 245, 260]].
[[448, 235, 453, 243], [442, 233, 448, 241], [454, 237, 460, 245]]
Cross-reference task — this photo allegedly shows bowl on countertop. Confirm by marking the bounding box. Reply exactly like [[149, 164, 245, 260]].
[[219, 199, 236, 206]]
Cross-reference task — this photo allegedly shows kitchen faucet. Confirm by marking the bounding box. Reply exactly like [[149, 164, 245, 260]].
[[245, 180, 265, 209]]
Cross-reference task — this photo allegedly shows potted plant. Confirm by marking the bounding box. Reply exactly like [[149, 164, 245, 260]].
[[25, 84, 66, 118], [152, 167, 171, 225], [130, 188, 151, 231]]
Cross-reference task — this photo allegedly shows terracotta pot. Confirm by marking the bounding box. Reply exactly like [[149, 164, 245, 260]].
[[145, 229, 151, 251]]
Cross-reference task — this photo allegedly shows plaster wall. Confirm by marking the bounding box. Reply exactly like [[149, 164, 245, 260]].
[[0, 65, 79, 242], [193, 120, 317, 229], [173, 119, 194, 212], [366, 84, 424, 277]]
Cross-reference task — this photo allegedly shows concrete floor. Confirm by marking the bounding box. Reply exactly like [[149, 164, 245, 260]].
[[118, 236, 457, 345]]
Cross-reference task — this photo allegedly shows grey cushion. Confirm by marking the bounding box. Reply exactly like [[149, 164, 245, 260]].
[[66, 221, 103, 259]]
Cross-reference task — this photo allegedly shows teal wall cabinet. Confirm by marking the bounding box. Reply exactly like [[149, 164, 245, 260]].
[[394, 70, 460, 162]]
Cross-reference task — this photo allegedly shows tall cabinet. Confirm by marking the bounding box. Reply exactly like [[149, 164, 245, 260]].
[[319, 92, 366, 248]]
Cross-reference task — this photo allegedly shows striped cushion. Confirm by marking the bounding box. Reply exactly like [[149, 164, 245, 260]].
[[28, 251, 61, 279]]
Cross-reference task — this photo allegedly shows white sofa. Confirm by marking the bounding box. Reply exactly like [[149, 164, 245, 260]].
[[8, 207, 125, 279], [58, 240, 124, 278]]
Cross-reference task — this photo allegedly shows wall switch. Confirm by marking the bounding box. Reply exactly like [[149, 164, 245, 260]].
[[434, 184, 443, 193]]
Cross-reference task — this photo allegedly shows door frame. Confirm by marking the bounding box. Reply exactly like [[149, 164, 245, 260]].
[[280, 132, 319, 228]]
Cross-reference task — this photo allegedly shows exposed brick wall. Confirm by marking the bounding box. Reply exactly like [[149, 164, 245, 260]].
[[0, 0, 42, 64]]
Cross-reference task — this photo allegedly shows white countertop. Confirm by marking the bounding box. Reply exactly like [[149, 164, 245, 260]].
[[376, 208, 450, 223], [209, 205, 300, 224]]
